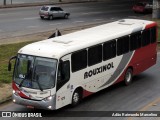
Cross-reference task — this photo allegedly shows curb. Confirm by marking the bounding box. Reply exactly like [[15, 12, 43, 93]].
[[0, 0, 98, 9], [0, 96, 12, 105]]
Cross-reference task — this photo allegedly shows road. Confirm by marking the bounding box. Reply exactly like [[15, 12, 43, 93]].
[[1, 0, 159, 119], [0, 53, 160, 120], [0, 0, 147, 42]]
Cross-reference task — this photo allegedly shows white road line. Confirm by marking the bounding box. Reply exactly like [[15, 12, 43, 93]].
[[0, 13, 6, 16], [94, 19, 103, 21], [49, 23, 62, 26], [73, 21, 84, 23], [27, 26, 39, 28], [82, 12, 103, 15], [23, 17, 39, 20]]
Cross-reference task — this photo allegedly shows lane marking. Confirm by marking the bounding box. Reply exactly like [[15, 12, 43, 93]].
[[73, 21, 84, 23], [23, 17, 39, 20], [27, 26, 39, 28], [49, 23, 62, 26], [110, 18, 115, 20], [128, 97, 160, 120], [0, 13, 6, 16], [94, 19, 103, 21], [82, 12, 103, 15], [139, 97, 160, 111]]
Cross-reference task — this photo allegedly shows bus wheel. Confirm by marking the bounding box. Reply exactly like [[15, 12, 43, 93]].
[[124, 68, 133, 86], [71, 89, 82, 107]]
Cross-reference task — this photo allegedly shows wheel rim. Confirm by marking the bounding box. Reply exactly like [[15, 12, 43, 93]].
[[49, 16, 53, 20], [73, 92, 79, 103], [126, 71, 131, 83], [65, 15, 68, 18]]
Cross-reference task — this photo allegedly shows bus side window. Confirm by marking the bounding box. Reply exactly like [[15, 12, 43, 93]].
[[130, 32, 142, 51], [142, 29, 151, 47], [61, 61, 70, 81], [117, 36, 129, 56], [88, 45, 102, 66], [71, 49, 87, 72], [103, 40, 116, 61], [150, 27, 156, 43], [57, 60, 70, 90]]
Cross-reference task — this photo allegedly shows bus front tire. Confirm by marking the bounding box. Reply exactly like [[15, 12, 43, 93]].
[[124, 68, 133, 86], [71, 89, 82, 107]]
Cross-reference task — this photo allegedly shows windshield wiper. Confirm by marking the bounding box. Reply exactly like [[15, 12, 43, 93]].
[[36, 75, 43, 91], [19, 78, 26, 87]]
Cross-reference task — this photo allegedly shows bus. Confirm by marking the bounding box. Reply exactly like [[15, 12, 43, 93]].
[[8, 19, 157, 110]]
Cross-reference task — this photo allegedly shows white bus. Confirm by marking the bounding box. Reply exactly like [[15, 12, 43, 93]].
[[8, 19, 157, 110]]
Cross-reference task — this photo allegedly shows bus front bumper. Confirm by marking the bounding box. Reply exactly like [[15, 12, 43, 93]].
[[12, 93, 56, 110]]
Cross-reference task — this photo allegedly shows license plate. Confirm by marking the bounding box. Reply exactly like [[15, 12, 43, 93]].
[[27, 105, 34, 109]]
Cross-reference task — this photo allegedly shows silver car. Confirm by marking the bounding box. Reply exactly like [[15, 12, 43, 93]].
[[39, 6, 70, 20]]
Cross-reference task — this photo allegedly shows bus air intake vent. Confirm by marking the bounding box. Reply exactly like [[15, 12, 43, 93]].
[[118, 20, 135, 25], [52, 40, 72, 44]]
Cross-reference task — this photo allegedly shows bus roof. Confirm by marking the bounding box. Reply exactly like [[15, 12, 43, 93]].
[[19, 19, 155, 59]]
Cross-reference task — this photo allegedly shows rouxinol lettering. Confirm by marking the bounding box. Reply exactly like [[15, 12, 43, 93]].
[[84, 62, 114, 79]]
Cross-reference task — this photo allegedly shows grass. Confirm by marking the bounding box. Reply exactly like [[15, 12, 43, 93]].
[[0, 20, 160, 84], [0, 41, 33, 84]]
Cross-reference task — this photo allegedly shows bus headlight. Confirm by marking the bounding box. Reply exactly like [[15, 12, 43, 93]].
[[13, 90, 19, 96], [43, 96, 54, 101], [48, 106, 52, 109], [13, 90, 15, 94]]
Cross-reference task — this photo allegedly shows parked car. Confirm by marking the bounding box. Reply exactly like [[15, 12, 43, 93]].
[[39, 6, 70, 20], [132, 2, 153, 13]]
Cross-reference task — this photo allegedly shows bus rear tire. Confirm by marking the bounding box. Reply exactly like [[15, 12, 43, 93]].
[[71, 89, 82, 107], [124, 68, 133, 86]]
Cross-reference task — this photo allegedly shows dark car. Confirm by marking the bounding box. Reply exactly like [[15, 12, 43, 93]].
[[39, 5, 70, 20], [132, 2, 153, 13]]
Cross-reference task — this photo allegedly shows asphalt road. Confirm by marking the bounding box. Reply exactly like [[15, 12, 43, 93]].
[[0, 0, 147, 41], [0, 53, 160, 120], [1, 0, 159, 119]]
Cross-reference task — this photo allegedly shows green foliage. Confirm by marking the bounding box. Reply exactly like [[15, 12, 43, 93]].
[[0, 41, 33, 84]]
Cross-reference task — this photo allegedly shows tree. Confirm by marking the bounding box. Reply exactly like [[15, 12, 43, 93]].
[[152, 0, 160, 18]]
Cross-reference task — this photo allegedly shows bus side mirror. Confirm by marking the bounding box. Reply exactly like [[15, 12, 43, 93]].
[[8, 56, 17, 71], [8, 62, 12, 71]]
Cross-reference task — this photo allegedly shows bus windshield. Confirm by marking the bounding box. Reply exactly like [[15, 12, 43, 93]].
[[14, 54, 57, 90]]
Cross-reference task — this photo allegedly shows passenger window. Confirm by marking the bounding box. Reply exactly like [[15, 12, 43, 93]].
[[103, 40, 116, 61], [130, 32, 142, 51], [88, 45, 102, 66], [117, 36, 129, 56], [71, 50, 87, 72], [142, 29, 150, 46], [150, 27, 156, 43], [57, 60, 70, 90]]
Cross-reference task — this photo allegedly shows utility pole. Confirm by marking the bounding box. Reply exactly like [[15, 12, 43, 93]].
[[4, 0, 6, 5], [152, 0, 160, 18]]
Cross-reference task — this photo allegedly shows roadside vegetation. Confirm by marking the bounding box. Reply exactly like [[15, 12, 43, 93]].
[[0, 41, 33, 84]]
